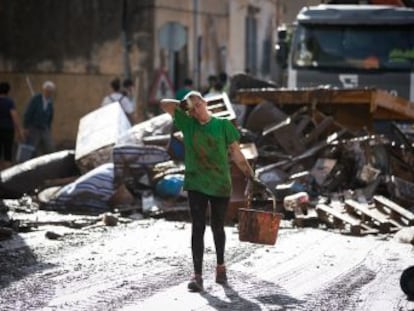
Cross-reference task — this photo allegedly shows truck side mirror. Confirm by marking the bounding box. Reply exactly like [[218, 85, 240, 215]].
[[275, 28, 288, 69]]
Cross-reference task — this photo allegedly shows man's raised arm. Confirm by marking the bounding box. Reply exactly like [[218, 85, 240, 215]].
[[160, 99, 180, 116]]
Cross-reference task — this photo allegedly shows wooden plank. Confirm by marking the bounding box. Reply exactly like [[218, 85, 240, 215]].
[[373, 90, 414, 120], [373, 195, 414, 226], [206, 103, 225, 110], [235, 88, 375, 106], [302, 116, 334, 146], [344, 200, 392, 233], [385, 218, 404, 230], [213, 110, 233, 118], [235, 88, 414, 122]]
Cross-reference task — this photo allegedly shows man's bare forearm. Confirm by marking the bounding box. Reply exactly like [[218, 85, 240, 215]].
[[229, 142, 254, 179]]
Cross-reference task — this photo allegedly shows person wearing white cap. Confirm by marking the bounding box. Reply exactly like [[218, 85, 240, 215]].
[[23, 80, 56, 157], [161, 90, 256, 292]]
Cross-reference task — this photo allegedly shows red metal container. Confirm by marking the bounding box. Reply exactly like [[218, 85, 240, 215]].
[[238, 187, 283, 245]]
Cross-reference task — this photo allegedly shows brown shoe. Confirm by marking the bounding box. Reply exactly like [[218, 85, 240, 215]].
[[216, 265, 227, 284], [188, 274, 203, 292]]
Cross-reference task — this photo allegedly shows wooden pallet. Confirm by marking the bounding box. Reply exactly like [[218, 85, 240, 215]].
[[344, 199, 400, 234], [316, 203, 377, 236], [205, 93, 236, 121], [294, 208, 320, 228], [312, 196, 413, 236], [373, 195, 414, 227]]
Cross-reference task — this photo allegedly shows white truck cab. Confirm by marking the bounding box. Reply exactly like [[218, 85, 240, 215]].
[[276, 4, 414, 102]]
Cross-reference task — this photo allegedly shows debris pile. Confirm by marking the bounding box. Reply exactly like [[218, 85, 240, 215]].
[[1, 82, 414, 239], [234, 84, 414, 236]]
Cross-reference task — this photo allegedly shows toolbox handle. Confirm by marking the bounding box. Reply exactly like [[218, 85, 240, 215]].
[[247, 183, 277, 214]]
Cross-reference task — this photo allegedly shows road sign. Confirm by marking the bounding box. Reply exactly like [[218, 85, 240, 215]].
[[159, 22, 187, 52], [149, 69, 175, 103]]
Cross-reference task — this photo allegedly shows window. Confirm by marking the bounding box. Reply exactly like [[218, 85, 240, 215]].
[[292, 24, 414, 71]]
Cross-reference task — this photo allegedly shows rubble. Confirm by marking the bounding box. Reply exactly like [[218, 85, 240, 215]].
[[0, 85, 414, 240], [1, 76, 414, 309], [233, 86, 414, 236]]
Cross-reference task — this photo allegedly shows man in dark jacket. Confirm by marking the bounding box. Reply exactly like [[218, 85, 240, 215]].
[[23, 80, 56, 157], [0, 81, 24, 169]]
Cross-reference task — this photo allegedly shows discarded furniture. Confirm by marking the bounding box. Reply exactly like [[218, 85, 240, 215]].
[[75, 102, 131, 173]]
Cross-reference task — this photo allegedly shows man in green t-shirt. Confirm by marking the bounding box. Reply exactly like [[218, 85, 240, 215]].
[[161, 91, 255, 292]]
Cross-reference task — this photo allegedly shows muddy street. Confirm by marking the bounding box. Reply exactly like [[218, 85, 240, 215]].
[[0, 211, 413, 311]]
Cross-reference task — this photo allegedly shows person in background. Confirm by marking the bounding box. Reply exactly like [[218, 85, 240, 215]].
[[122, 78, 137, 124], [218, 72, 230, 94], [203, 81, 224, 98], [122, 78, 135, 102], [175, 78, 193, 100], [101, 77, 135, 124], [161, 90, 256, 292], [23, 80, 56, 157], [202, 75, 218, 96], [0, 82, 24, 169]]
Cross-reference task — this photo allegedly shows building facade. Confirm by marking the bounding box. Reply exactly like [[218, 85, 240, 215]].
[[0, 0, 318, 147]]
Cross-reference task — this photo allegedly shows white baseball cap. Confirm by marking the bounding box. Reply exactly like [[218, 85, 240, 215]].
[[183, 90, 204, 110]]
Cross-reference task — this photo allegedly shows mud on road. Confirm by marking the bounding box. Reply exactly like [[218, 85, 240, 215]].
[[0, 214, 413, 311]]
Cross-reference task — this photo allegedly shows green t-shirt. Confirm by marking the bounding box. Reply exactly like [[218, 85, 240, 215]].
[[173, 108, 240, 197]]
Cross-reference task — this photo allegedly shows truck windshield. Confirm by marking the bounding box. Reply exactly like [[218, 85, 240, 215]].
[[292, 24, 414, 71]]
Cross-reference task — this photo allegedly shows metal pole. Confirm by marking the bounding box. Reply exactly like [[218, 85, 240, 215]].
[[121, 0, 131, 79], [193, 0, 199, 89], [25, 74, 34, 96]]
